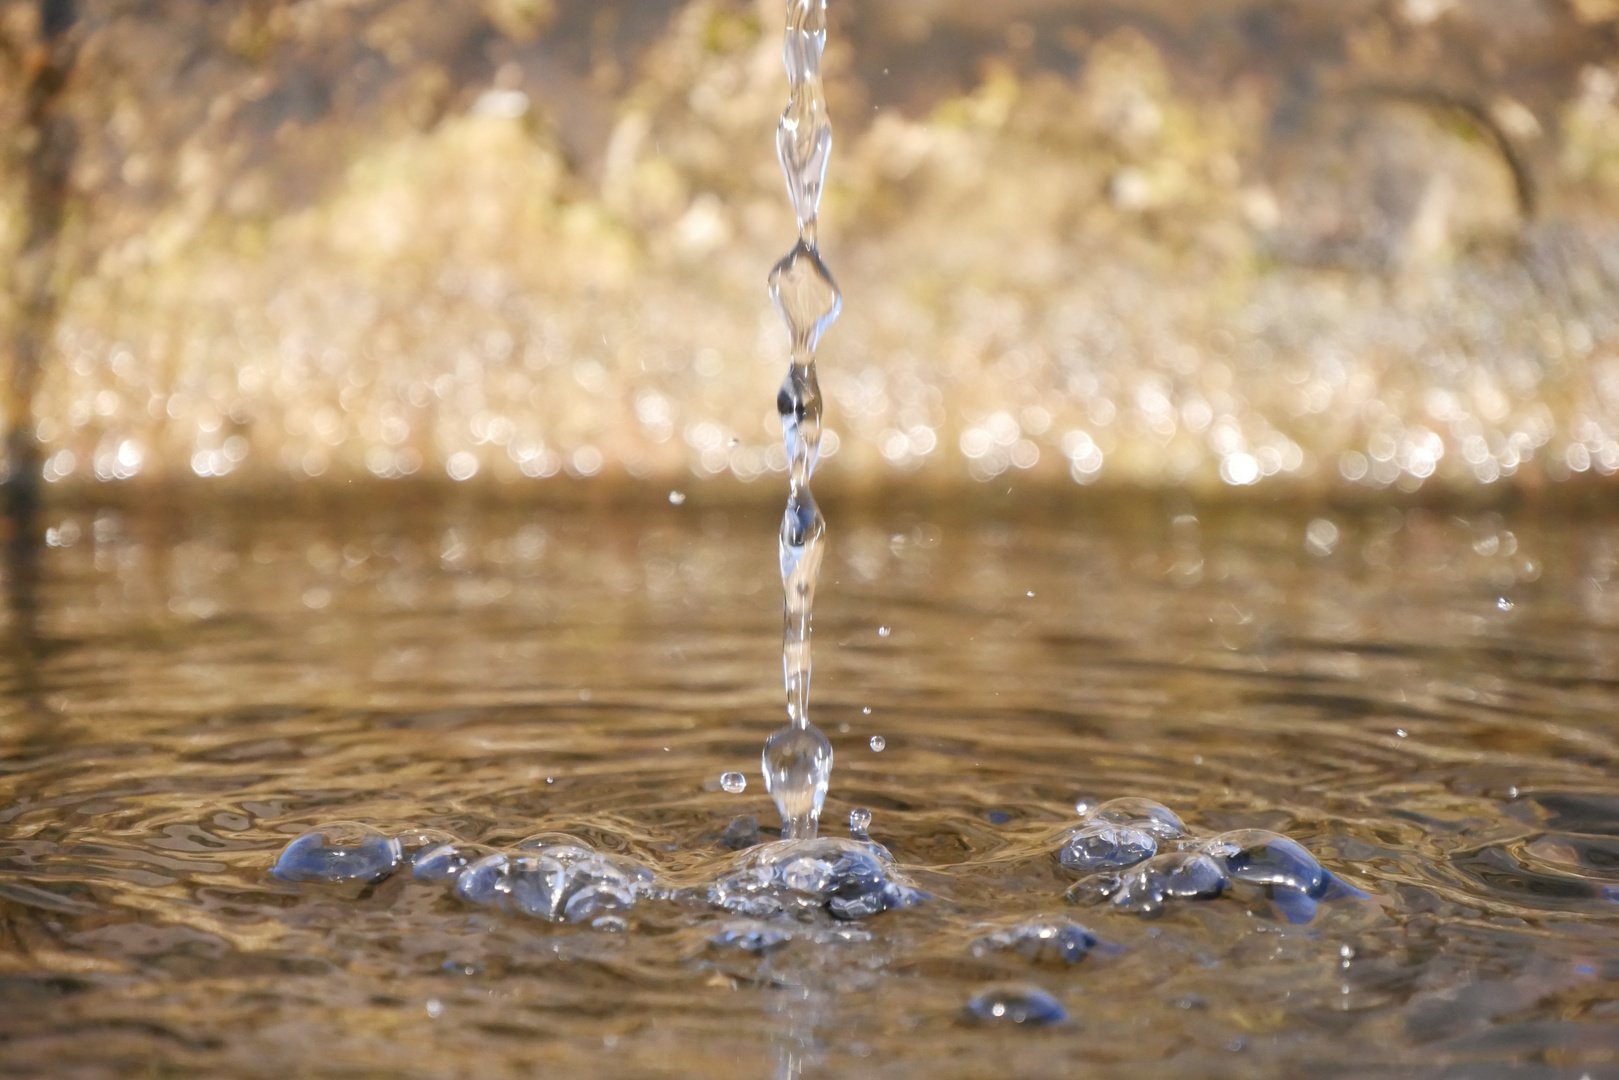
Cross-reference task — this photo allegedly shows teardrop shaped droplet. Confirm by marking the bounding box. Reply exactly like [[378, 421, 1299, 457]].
[[768, 241, 841, 356]]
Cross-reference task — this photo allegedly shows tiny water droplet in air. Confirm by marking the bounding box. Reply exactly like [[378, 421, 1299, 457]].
[[1395, 729, 1408, 738], [1497, 597, 1514, 611], [1026, 591, 1034, 597], [869, 736, 885, 752], [877, 626, 891, 637], [861, 706, 871, 715], [669, 490, 686, 505], [1074, 797, 1097, 816], [426, 998, 444, 1018], [721, 771, 747, 794], [849, 807, 872, 836], [579, 689, 591, 701]]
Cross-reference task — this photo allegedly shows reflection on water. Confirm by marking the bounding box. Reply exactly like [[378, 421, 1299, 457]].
[[2, 489, 1618, 1075]]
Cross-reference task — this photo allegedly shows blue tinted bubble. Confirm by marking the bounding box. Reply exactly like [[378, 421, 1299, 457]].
[[1112, 852, 1229, 916], [1272, 890, 1319, 924], [1204, 830, 1326, 895], [412, 842, 497, 881], [1058, 823, 1157, 873], [1317, 871, 1370, 902], [881, 880, 932, 911], [455, 853, 510, 907], [964, 985, 1068, 1026], [564, 882, 637, 923], [973, 920, 1099, 965], [273, 823, 401, 883], [507, 855, 566, 918]]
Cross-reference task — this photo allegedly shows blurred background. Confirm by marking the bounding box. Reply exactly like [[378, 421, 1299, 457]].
[[2, 0, 1619, 496]]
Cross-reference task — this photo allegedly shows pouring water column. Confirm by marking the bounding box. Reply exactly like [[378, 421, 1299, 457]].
[[762, 0, 840, 841]]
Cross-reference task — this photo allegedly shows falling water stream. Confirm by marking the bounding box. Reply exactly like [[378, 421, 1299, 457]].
[[761, 0, 839, 843]]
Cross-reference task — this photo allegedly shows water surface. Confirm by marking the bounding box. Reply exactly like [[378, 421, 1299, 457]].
[[2, 490, 1617, 1077]]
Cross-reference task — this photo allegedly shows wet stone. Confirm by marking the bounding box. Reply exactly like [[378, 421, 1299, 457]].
[[963, 985, 1069, 1027], [1057, 822, 1158, 874], [272, 822, 402, 883], [972, 920, 1099, 965]]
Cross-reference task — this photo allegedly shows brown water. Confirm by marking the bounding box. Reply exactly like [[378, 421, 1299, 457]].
[[2, 489, 1618, 1078]]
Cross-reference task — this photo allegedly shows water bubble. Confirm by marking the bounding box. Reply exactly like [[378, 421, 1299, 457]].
[[1105, 852, 1230, 917], [721, 771, 747, 794], [455, 853, 511, 907], [1057, 823, 1157, 874], [1203, 830, 1326, 895], [763, 723, 833, 840], [1084, 797, 1186, 840], [412, 841, 496, 882], [272, 822, 401, 883], [869, 735, 886, 752], [963, 985, 1068, 1027], [1073, 797, 1098, 816], [972, 921, 1099, 965], [849, 807, 873, 838]]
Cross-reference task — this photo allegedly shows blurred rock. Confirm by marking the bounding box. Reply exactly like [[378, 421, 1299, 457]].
[[1, 0, 1617, 493]]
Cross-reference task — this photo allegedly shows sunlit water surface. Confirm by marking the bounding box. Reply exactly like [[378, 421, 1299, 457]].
[[2, 490, 1618, 1078]]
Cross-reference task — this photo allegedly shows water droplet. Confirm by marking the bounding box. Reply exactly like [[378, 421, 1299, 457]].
[[877, 625, 891, 637], [869, 735, 885, 752], [1497, 597, 1514, 611], [720, 771, 747, 794], [861, 706, 871, 714], [768, 241, 841, 356], [668, 490, 686, 505], [763, 723, 833, 840], [425, 998, 443, 1019], [849, 807, 872, 837], [1073, 797, 1098, 816]]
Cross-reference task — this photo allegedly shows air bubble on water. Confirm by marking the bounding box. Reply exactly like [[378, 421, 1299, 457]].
[[721, 771, 747, 794], [272, 822, 402, 883], [1099, 852, 1230, 917], [972, 920, 1099, 965], [1083, 797, 1185, 840], [709, 836, 928, 922], [869, 735, 885, 752], [964, 985, 1068, 1026], [849, 807, 872, 838], [1057, 823, 1157, 874]]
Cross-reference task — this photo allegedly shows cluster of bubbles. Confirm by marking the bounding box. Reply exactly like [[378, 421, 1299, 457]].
[[272, 823, 657, 930], [1057, 797, 1368, 923], [271, 811, 931, 932]]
